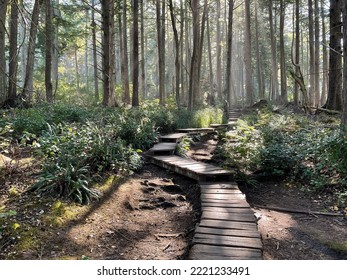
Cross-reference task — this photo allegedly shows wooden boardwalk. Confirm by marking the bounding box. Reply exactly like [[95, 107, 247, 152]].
[[148, 110, 262, 260]]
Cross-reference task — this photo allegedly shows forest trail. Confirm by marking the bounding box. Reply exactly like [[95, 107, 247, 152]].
[[147, 110, 263, 260]]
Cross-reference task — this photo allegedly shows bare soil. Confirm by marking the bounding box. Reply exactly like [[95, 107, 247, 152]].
[[1, 134, 346, 260]]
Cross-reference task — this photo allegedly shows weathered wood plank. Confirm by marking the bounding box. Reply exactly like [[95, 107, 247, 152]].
[[201, 201, 250, 208], [201, 188, 243, 194], [193, 233, 262, 249], [195, 226, 260, 238], [201, 193, 246, 200], [200, 183, 239, 189], [199, 219, 257, 231], [159, 133, 187, 142], [201, 211, 256, 223], [149, 143, 176, 152], [189, 244, 262, 259], [201, 207, 255, 215]]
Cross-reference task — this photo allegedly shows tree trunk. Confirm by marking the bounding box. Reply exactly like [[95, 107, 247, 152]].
[[279, 0, 287, 104], [206, 15, 214, 105], [122, 0, 130, 105], [0, 0, 7, 106], [244, 0, 253, 106], [255, 0, 264, 100], [169, 0, 180, 108], [216, 0, 222, 102], [308, 0, 315, 106], [156, 0, 165, 106], [132, 0, 139, 107], [268, 0, 279, 102], [8, 0, 19, 106], [45, 0, 53, 103], [314, 0, 320, 106], [91, 0, 99, 103], [74, 46, 80, 92], [22, 0, 42, 104], [101, 0, 116, 107], [52, 0, 59, 99], [321, 0, 328, 105], [294, 0, 300, 105], [342, 0, 347, 127], [226, 0, 234, 107], [140, 0, 146, 99], [326, 0, 342, 110]]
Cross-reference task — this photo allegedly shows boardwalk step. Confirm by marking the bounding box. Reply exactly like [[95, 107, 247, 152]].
[[159, 133, 188, 143], [189, 244, 262, 260], [148, 143, 176, 155], [176, 127, 215, 134], [201, 211, 256, 223]]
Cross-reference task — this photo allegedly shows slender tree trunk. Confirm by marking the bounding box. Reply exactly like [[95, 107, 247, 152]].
[[342, 0, 347, 127], [169, 0, 180, 108], [321, 0, 328, 105], [314, 0, 320, 106], [226, 0, 234, 107], [156, 0, 165, 105], [255, 0, 264, 100], [52, 0, 59, 98], [122, 0, 130, 105], [0, 0, 7, 106], [132, 0, 139, 107], [101, 0, 116, 107], [22, 0, 42, 104], [294, 0, 300, 105], [326, 0, 342, 110], [91, 0, 99, 103], [74, 46, 80, 92], [244, 0, 253, 106], [206, 15, 214, 104], [216, 0, 222, 102], [140, 0, 146, 99], [308, 0, 315, 106], [45, 0, 53, 103], [268, 0, 278, 102], [279, 0, 287, 104], [8, 0, 19, 105]]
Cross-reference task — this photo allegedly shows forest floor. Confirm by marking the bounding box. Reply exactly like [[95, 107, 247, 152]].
[[1, 134, 347, 260]]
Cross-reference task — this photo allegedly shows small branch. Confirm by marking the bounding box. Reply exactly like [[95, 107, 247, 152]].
[[254, 205, 345, 217]]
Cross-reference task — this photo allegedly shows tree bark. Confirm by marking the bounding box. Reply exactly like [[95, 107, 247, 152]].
[[216, 0, 222, 102], [22, 0, 42, 104], [279, 0, 287, 104], [321, 0, 328, 105], [255, 0, 264, 100], [156, 0, 165, 105], [308, 0, 315, 106], [122, 0, 130, 105], [314, 0, 320, 106], [91, 0, 99, 103], [169, 0, 180, 108], [326, 0, 342, 111], [226, 0, 234, 107], [244, 0, 253, 106], [342, 0, 347, 127], [0, 0, 7, 106], [45, 0, 53, 103], [101, 0, 116, 107], [140, 0, 146, 99], [294, 0, 300, 105], [132, 0, 139, 107], [8, 0, 19, 106]]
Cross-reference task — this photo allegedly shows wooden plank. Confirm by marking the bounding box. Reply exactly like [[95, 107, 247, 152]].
[[199, 219, 257, 231], [149, 143, 176, 151], [201, 212, 255, 223], [201, 201, 250, 208], [189, 244, 262, 260], [159, 133, 187, 142], [201, 193, 246, 200], [201, 207, 255, 215], [200, 183, 239, 189], [193, 233, 262, 249], [200, 188, 243, 194], [195, 226, 260, 238]]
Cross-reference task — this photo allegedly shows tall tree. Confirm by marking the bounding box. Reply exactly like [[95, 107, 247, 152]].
[[22, 0, 42, 104], [255, 0, 264, 100], [132, 0, 139, 107], [244, 0, 253, 106], [225, 0, 234, 107], [100, 0, 116, 107], [320, 0, 328, 105], [293, 0, 300, 105], [342, 0, 347, 127], [156, 0, 165, 105], [45, 0, 53, 103], [91, 0, 99, 103], [279, 0, 287, 104], [8, 0, 19, 106], [314, 0, 320, 106], [216, 0, 222, 101], [0, 0, 8, 106], [326, 0, 342, 110], [169, 0, 181, 108], [308, 0, 315, 106], [140, 0, 146, 99], [121, 0, 130, 105]]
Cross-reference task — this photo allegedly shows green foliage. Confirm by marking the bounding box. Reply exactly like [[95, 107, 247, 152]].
[[175, 136, 193, 158]]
